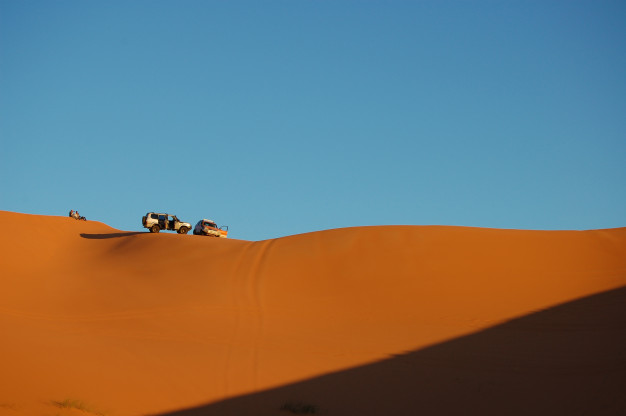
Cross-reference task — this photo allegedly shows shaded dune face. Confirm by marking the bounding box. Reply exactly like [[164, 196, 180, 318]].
[[0, 211, 624, 416], [161, 287, 626, 416]]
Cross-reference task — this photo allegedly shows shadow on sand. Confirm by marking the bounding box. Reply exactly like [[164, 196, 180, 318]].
[[156, 286, 626, 416], [80, 232, 146, 239]]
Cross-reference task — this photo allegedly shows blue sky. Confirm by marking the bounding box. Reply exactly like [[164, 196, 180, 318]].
[[1, 0, 624, 241]]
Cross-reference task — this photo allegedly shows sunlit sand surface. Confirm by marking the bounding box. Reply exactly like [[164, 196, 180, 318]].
[[1, 211, 624, 415]]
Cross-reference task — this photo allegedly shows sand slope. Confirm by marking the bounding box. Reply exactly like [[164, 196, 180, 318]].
[[0, 211, 624, 415]]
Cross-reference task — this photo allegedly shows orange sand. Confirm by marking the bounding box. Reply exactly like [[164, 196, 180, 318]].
[[0, 211, 624, 415]]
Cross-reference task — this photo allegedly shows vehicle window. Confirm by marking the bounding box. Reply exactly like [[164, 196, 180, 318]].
[[151, 214, 158, 219], [158, 215, 165, 220]]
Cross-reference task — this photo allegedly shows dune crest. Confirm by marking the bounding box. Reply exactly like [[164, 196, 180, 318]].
[[1, 211, 624, 415]]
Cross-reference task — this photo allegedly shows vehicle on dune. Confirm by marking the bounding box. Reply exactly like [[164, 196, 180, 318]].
[[142, 212, 191, 234], [193, 219, 228, 238]]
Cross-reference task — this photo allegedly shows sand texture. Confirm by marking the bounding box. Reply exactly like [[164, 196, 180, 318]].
[[0, 211, 624, 415]]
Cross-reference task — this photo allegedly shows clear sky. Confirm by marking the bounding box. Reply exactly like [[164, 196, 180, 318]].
[[1, 0, 624, 241]]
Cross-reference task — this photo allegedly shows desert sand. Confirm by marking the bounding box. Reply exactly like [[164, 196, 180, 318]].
[[0, 210, 624, 415]]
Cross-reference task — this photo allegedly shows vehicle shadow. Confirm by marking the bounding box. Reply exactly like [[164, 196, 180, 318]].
[[155, 286, 626, 416], [80, 232, 146, 239]]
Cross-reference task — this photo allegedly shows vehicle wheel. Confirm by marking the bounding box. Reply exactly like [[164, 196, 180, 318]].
[[150, 225, 160, 233], [179, 227, 189, 234]]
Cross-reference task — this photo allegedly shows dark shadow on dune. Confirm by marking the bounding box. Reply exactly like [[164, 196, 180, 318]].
[[156, 287, 626, 416], [80, 232, 146, 239]]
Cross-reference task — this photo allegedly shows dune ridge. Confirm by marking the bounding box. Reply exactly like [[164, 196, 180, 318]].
[[0, 211, 624, 415]]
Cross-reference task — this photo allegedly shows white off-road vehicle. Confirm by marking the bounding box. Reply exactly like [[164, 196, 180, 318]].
[[193, 219, 229, 238], [142, 212, 191, 234]]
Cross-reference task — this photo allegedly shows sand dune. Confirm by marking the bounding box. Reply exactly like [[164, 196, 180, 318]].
[[0, 211, 624, 415]]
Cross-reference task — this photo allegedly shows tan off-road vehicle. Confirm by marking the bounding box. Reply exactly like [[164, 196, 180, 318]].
[[142, 212, 191, 234], [193, 219, 228, 238]]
